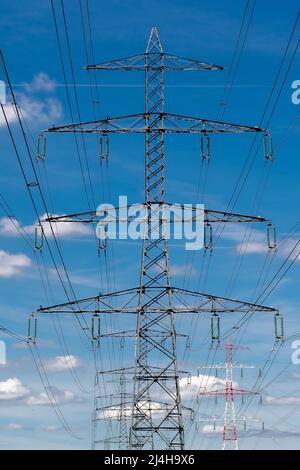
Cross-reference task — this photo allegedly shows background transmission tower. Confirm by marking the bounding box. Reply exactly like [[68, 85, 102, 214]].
[[198, 338, 261, 450], [30, 27, 281, 450]]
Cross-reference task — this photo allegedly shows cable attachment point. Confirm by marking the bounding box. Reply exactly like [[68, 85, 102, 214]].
[[263, 133, 273, 161], [267, 223, 276, 250], [211, 313, 220, 341], [274, 312, 284, 341], [201, 132, 210, 161], [37, 133, 46, 161], [100, 134, 109, 162], [34, 224, 44, 251], [204, 222, 213, 251], [27, 314, 37, 343]]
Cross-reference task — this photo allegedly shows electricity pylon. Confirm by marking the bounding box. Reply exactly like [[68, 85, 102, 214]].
[[31, 27, 280, 450], [92, 368, 131, 450], [198, 338, 260, 450]]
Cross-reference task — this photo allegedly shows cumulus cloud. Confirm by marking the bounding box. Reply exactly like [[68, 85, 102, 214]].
[[98, 405, 131, 421], [0, 378, 29, 400], [223, 224, 300, 261], [24, 73, 56, 93], [0, 104, 19, 127], [0, 214, 92, 240], [0, 377, 82, 407], [0, 73, 62, 128], [18, 94, 63, 125], [0, 96, 63, 128], [171, 263, 197, 278], [0, 250, 32, 278], [3, 423, 24, 430], [179, 375, 237, 399], [25, 386, 82, 406], [38, 214, 93, 238], [265, 395, 300, 406], [201, 424, 223, 434], [97, 401, 166, 421], [44, 425, 62, 433], [0, 217, 22, 236], [221, 225, 267, 254], [42, 355, 81, 373]]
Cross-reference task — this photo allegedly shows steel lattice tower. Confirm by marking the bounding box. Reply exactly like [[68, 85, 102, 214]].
[[119, 371, 129, 450], [30, 26, 282, 451], [198, 338, 260, 450], [131, 27, 184, 450], [223, 339, 238, 450]]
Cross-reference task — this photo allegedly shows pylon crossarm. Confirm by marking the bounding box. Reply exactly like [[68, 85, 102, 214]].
[[97, 366, 189, 376], [198, 388, 260, 396], [43, 112, 266, 134], [85, 53, 223, 71], [96, 402, 131, 413], [171, 288, 277, 314], [43, 205, 269, 224], [204, 209, 268, 223], [86, 53, 146, 70], [230, 389, 260, 395], [34, 286, 277, 315], [163, 113, 265, 133], [99, 329, 187, 339], [197, 363, 255, 370]]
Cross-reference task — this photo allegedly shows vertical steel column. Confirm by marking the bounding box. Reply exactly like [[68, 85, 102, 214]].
[[130, 28, 184, 450], [222, 340, 238, 450], [119, 371, 129, 449]]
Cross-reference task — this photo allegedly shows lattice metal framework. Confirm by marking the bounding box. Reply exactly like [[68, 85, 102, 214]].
[[33, 27, 280, 450]]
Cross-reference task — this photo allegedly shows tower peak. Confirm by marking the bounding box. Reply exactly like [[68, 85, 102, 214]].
[[146, 26, 163, 53]]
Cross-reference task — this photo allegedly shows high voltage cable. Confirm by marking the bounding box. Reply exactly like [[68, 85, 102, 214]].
[[0, 50, 92, 343], [50, 0, 95, 213], [199, 11, 300, 297], [51, 0, 122, 438], [29, 342, 84, 440]]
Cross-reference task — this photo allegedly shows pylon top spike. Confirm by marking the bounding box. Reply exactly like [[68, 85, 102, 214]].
[[146, 26, 163, 53]]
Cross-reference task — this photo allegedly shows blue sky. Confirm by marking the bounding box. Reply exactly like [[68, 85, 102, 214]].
[[0, 0, 300, 450]]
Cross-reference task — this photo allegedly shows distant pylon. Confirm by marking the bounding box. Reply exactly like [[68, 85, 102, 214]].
[[119, 370, 129, 450], [198, 338, 259, 450], [223, 338, 238, 450]]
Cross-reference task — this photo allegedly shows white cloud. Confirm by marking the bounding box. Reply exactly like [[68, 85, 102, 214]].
[[222, 225, 267, 254], [265, 395, 300, 406], [237, 237, 300, 259], [171, 263, 197, 278], [44, 425, 62, 433], [201, 424, 223, 434], [25, 386, 82, 406], [24, 73, 56, 93], [224, 223, 300, 261], [0, 250, 32, 278], [0, 71, 62, 128], [0, 97, 63, 128], [0, 378, 29, 400], [237, 241, 267, 254], [42, 355, 81, 373], [38, 214, 92, 239], [0, 217, 22, 236], [0, 104, 18, 126], [0, 72, 60, 127], [98, 405, 131, 421], [179, 375, 238, 399], [18, 94, 63, 125], [0, 214, 92, 240], [0, 377, 81, 408], [97, 401, 166, 421], [3, 423, 24, 430]]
